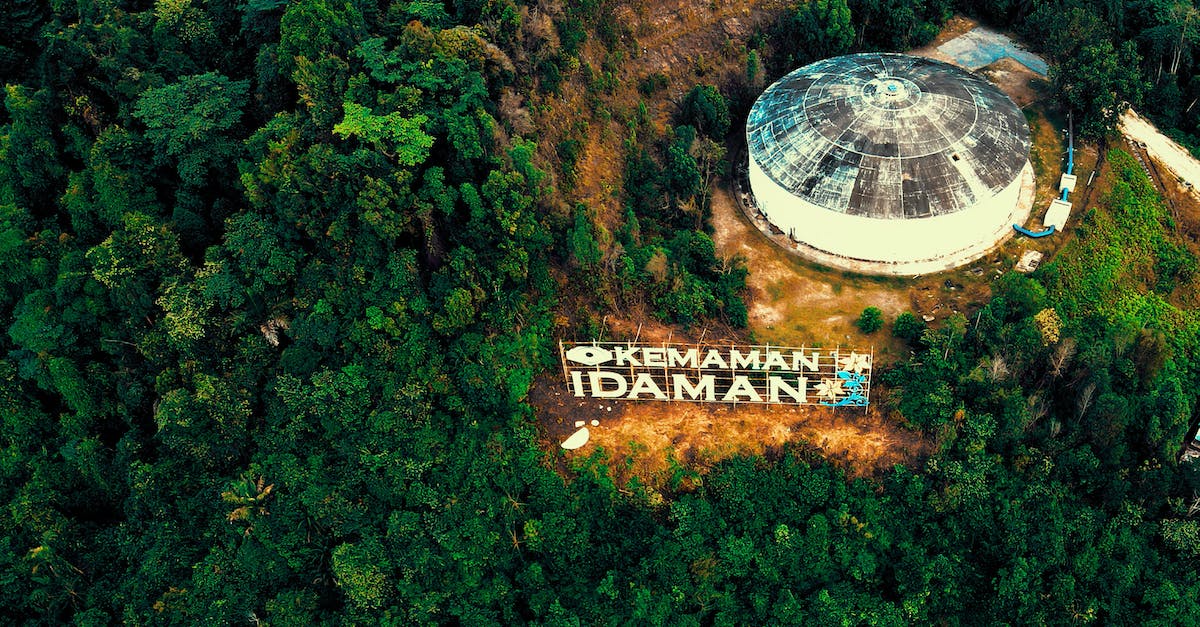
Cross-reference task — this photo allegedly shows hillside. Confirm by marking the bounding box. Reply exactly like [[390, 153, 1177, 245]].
[[2, 0, 1200, 623]]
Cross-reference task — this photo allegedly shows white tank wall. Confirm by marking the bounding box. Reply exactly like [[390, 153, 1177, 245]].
[[749, 156, 1028, 269]]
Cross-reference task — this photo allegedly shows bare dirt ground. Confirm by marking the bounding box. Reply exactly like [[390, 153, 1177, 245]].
[[533, 0, 786, 228], [978, 57, 1045, 108], [1121, 109, 1200, 199], [530, 372, 931, 490], [627, 0, 771, 79], [710, 185, 912, 358], [527, 11, 1076, 486]]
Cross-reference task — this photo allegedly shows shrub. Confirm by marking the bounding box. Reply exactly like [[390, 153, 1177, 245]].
[[856, 306, 883, 334], [893, 311, 925, 342]]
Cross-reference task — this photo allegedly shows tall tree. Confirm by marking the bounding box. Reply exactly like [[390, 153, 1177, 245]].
[[1054, 40, 1148, 137], [133, 72, 249, 187]]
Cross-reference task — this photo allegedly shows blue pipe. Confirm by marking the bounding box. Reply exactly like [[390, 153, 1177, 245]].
[[1066, 112, 1074, 176], [1015, 113, 1072, 238], [1060, 113, 1074, 202], [1013, 224, 1056, 237]]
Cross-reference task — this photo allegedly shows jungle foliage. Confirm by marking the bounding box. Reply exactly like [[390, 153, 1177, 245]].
[[960, 0, 1200, 140], [1, 0, 1200, 624], [770, 0, 1200, 140]]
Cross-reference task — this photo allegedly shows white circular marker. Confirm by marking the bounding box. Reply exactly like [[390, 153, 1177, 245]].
[[561, 427, 590, 450]]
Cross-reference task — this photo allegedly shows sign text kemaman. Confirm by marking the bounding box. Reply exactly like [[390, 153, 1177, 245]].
[[559, 342, 872, 407]]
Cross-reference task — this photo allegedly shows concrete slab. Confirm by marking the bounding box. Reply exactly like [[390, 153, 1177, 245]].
[[1045, 199, 1072, 231], [936, 26, 1049, 76], [1015, 250, 1044, 273]]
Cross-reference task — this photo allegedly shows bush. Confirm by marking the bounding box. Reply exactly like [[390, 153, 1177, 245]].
[[638, 73, 669, 96], [856, 306, 883, 334], [557, 138, 582, 185], [893, 311, 925, 342]]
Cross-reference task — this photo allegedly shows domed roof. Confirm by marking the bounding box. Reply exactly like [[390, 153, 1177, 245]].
[[747, 53, 1030, 220]]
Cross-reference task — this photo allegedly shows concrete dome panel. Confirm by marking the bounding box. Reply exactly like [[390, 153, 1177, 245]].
[[745, 53, 1033, 274]]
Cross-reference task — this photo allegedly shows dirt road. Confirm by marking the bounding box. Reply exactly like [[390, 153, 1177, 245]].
[[1119, 109, 1200, 197]]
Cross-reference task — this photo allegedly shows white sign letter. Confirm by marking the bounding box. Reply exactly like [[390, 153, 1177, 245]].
[[722, 375, 763, 402], [793, 351, 820, 372], [700, 349, 728, 369], [668, 348, 698, 368], [627, 373, 667, 399], [763, 350, 789, 371], [614, 346, 641, 366], [730, 349, 761, 370], [588, 371, 629, 398], [768, 376, 807, 403], [571, 371, 584, 397], [672, 374, 715, 401], [642, 347, 666, 367]]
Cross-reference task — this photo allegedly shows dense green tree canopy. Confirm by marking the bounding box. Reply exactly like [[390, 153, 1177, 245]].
[[1, 0, 1199, 623]]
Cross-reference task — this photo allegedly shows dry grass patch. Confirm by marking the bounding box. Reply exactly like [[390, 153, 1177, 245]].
[[531, 373, 930, 490], [710, 185, 913, 361]]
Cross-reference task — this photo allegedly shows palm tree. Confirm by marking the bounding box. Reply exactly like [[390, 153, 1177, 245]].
[[222, 474, 275, 535]]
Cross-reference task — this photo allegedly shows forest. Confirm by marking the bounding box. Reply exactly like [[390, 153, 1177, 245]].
[[3, 0, 1200, 623]]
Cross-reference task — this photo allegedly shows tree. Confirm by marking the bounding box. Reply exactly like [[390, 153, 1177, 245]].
[[0, 0, 48, 78], [746, 49, 764, 91], [133, 72, 250, 186], [848, 0, 945, 50], [1, 85, 65, 211], [794, 0, 854, 61], [679, 85, 730, 139], [277, 0, 366, 76], [333, 102, 434, 166], [85, 211, 187, 318], [665, 126, 702, 209], [331, 537, 391, 612], [1054, 40, 1147, 138], [1022, 4, 1109, 62], [569, 205, 602, 270], [1032, 308, 1062, 345]]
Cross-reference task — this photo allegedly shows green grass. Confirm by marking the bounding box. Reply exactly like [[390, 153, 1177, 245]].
[[1040, 148, 1200, 346]]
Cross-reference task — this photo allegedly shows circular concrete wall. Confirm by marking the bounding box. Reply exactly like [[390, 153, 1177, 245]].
[[746, 53, 1032, 274]]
